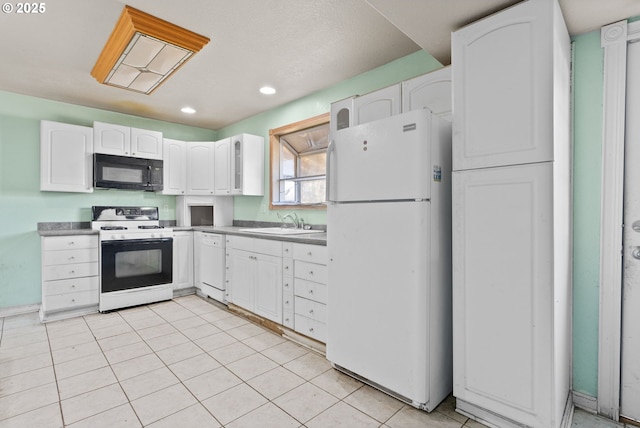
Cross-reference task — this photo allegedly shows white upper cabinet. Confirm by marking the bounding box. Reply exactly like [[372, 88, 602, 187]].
[[353, 84, 401, 126], [402, 66, 452, 121], [230, 134, 264, 196], [162, 138, 187, 195], [131, 127, 163, 159], [186, 141, 215, 195], [93, 122, 129, 156], [40, 120, 94, 193], [214, 137, 231, 195], [329, 96, 356, 141], [93, 121, 162, 159], [452, 0, 564, 170], [214, 134, 264, 196]]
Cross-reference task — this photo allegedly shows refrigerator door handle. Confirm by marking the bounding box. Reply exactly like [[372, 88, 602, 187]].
[[326, 139, 336, 202]]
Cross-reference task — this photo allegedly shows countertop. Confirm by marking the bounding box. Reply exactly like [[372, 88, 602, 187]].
[[38, 224, 327, 245], [187, 226, 327, 246]]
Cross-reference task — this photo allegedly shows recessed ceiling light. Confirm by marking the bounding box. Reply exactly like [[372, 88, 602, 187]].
[[181, 107, 196, 114], [260, 86, 276, 95]]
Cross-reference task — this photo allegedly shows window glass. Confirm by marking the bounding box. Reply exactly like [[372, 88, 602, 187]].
[[269, 113, 329, 209]]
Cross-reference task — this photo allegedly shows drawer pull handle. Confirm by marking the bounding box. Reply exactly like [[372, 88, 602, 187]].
[[309, 271, 314, 275], [307, 252, 312, 256], [285, 300, 290, 304], [285, 266, 289, 270], [71, 284, 76, 288], [68, 241, 75, 246], [309, 327, 314, 333], [309, 309, 314, 315], [70, 270, 75, 274], [69, 256, 75, 260], [308, 289, 314, 294], [71, 299, 75, 302]]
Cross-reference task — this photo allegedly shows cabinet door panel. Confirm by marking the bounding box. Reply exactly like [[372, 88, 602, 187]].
[[94, 122, 130, 155], [254, 254, 282, 323], [402, 66, 452, 121], [229, 249, 254, 310], [214, 138, 231, 194], [353, 84, 401, 126], [452, 163, 552, 424], [131, 128, 162, 159], [186, 142, 215, 195], [163, 139, 186, 195], [40, 121, 94, 193], [452, 0, 554, 170]]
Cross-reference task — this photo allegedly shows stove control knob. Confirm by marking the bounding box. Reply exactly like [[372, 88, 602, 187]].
[[120, 234, 126, 239]]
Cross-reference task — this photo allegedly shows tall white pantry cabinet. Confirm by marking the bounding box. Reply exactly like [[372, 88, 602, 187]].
[[451, 0, 572, 428]]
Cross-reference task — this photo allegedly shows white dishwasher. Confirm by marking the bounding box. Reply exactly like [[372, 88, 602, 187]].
[[196, 232, 226, 303]]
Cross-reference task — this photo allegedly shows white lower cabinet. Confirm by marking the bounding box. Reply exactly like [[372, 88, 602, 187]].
[[292, 243, 328, 342], [227, 236, 283, 324], [172, 231, 194, 292], [40, 235, 99, 322]]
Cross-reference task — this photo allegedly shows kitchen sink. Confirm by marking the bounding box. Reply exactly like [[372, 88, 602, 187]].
[[239, 227, 325, 235]]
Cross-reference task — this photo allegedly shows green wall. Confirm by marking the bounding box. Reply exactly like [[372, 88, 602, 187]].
[[571, 31, 603, 397], [0, 91, 217, 309], [217, 50, 442, 225]]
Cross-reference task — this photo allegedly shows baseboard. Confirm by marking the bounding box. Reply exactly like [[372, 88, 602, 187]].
[[573, 391, 598, 414], [0, 304, 40, 318]]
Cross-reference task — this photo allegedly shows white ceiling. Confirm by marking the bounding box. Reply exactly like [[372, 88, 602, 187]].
[[1, 0, 638, 130]]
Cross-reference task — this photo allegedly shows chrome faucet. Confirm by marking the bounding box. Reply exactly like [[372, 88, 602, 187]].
[[278, 212, 299, 229]]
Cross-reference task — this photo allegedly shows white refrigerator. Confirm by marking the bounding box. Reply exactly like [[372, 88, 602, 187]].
[[326, 109, 453, 411]]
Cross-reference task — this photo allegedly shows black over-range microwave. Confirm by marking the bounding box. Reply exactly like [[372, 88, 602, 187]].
[[94, 153, 163, 191]]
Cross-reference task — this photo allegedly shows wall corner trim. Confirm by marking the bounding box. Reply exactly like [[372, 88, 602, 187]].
[[597, 19, 628, 422]]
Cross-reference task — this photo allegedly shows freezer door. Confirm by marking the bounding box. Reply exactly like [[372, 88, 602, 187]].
[[327, 200, 430, 404], [328, 110, 433, 202]]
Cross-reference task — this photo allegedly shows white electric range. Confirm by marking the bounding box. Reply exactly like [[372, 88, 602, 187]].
[[92, 206, 174, 312]]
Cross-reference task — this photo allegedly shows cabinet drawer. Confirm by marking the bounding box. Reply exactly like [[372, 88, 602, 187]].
[[42, 248, 97, 266], [294, 278, 327, 304], [294, 261, 327, 284], [293, 243, 327, 264], [42, 235, 98, 251], [283, 309, 295, 329], [228, 236, 282, 256], [294, 314, 327, 343], [44, 276, 98, 296], [200, 232, 225, 247], [294, 296, 327, 323], [44, 289, 98, 312], [42, 262, 98, 281]]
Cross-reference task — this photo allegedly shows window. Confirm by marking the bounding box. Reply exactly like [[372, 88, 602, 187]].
[[270, 113, 329, 209]]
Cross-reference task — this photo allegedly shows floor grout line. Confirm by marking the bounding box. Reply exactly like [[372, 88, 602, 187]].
[[1, 296, 469, 427]]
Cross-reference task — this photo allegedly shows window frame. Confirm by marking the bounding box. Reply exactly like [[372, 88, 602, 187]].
[[269, 112, 329, 210]]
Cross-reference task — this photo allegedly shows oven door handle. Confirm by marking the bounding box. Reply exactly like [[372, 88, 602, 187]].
[[101, 237, 173, 247]]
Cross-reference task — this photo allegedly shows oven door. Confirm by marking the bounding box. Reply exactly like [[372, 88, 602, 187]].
[[101, 238, 173, 293]]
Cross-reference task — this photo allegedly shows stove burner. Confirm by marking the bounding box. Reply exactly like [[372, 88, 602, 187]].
[[101, 226, 128, 231], [138, 225, 164, 230]]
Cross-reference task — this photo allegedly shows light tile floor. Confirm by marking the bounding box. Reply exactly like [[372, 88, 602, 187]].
[[0, 295, 632, 428]]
